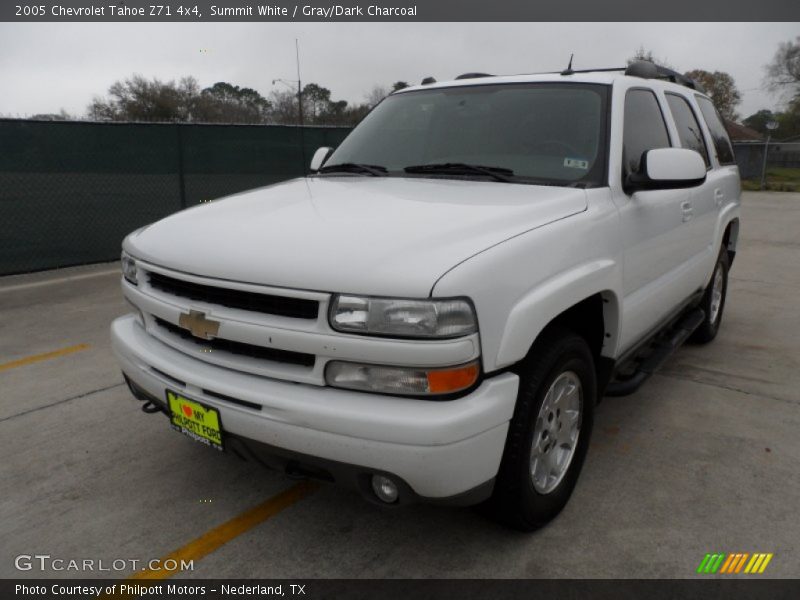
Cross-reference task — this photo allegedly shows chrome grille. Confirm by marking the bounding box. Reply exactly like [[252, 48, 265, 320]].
[[148, 271, 319, 320]]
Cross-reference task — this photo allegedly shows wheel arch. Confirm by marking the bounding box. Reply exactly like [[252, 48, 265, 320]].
[[495, 276, 621, 396], [722, 218, 739, 266]]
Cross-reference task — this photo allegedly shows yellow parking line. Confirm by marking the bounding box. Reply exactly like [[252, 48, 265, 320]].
[[131, 481, 318, 581], [0, 343, 90, 373]]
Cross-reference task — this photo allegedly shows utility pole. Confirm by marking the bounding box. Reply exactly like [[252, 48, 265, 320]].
[[272, 39, 307, 175], [296, 39, 307, 175]]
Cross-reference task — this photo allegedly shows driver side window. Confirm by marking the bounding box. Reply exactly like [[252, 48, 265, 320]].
[[623, 89, 671, 176]]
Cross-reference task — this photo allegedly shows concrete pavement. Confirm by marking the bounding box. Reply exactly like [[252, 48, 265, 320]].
[[1, 191, 798, 579]]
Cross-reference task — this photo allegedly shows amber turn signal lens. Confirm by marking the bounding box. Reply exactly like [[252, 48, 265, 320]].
[[426, 362, 480, 394]]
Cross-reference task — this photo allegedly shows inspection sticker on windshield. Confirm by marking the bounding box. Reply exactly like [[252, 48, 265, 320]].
[[564, 158, 589, 169], [167, 391, 224, 451]]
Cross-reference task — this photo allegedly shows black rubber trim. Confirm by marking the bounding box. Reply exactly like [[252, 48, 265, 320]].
[[223, 433, 495, 507], [202, 389, 262, 412]]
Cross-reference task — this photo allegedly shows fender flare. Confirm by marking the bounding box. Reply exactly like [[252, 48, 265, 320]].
[[495, 258, 621, 368]]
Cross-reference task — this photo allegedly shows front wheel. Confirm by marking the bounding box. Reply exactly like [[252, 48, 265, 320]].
[[691, 248, 730, 344], [483, 328, 596, 531]]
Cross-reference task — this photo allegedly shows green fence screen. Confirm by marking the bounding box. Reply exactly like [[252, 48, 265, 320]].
[[0, 119, 351, 275]]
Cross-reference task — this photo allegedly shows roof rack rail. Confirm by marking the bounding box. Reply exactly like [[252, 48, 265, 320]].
[[560, 67, 627, 74], [624, 61, 705, 92], [455, 72, 494, 80], [420, 76, 437, 85]]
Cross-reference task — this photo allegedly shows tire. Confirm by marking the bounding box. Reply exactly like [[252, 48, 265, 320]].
[[483, 327, 596, 531], [690, 247, 730, 344]]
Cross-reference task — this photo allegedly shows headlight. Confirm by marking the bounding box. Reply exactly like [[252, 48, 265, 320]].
[[121, 251, 138, 285], [325, 360, 480, 396], [329, 295, 477, 338]]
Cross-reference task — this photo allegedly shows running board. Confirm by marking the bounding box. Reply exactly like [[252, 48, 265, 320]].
[[605, 308, 705, 397]]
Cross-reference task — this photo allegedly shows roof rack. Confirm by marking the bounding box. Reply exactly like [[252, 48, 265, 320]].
[[455, 72, 494, 80], [560, 67, 627, 74], [623, 61, 705, 92], [419, 62, 705, 93], [545, 61, 704, 92]]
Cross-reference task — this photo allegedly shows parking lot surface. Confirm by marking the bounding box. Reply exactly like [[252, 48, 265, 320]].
[[2, 191, 799, 579]]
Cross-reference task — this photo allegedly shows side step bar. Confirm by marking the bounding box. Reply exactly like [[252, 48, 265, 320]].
[[605, 308, 705, 397]]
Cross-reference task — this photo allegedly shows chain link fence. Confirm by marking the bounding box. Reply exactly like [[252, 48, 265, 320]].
[[6, 120, 798, 277], [0, 119, 351, 275], [733, 141, 800, 191]]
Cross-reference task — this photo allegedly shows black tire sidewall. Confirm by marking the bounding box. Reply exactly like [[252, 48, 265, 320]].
[[707, 253, 729, 332], [522, 352, 595, 516], [692, 249, 730, 343], [490, 330, 596, 529]]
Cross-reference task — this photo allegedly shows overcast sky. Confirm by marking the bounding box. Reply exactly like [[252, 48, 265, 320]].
[[0, 22, 797, 119]]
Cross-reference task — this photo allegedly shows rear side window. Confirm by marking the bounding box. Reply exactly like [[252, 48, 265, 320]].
[[666, 94, 710, 167], [623, 89, 671, 175], [695, 96, 736, 165]]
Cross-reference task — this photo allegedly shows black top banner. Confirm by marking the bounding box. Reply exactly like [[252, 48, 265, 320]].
[[3, 0, 799, 22]]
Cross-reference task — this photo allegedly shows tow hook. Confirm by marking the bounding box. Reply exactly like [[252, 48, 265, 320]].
[[123, 372, 169, 415], [142, 401, 164, 414]]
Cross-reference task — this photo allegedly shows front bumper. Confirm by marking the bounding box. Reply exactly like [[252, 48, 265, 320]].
[[111, 314, 519, 503]]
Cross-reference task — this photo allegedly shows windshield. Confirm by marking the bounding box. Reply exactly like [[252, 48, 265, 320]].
[[324, 82, 609, 186]]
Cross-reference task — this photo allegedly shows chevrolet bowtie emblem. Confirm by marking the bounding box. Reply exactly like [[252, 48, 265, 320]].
[[178, 310, 220, 340]]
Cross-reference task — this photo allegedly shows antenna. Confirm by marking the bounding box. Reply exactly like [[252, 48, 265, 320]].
[[295, 38, 307, 176], [561, 54, 575, 76]]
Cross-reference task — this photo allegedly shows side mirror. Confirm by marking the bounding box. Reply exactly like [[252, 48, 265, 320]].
[[625, 148, 706, 194], [309, 147, 333, 172]]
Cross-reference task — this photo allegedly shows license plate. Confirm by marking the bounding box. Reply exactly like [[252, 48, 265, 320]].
[[167, 390, 224, 451]]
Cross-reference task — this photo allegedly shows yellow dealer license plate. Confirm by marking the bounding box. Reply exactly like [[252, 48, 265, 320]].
[[167, 390, 224, 451]]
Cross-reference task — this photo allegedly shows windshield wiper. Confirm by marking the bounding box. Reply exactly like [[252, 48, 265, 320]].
[[404, 162, 514, 183], [318, 163, 388, 177]]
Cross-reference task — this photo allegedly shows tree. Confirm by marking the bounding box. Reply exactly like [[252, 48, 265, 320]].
[[764, 37, 800, 102], [684, 69, 741, 122], [85, 75, 400, 126], [742, 109, 777, 135], [267, 82, 356, 125], [302, 83, 334, 122], [627, 46, 674, 69], [88, 75, 200, 122], [195, 82, 271, 123], [268, 88, 300, 124], [337, 102, 371, 125], [391, 81, 410, 92], [364, 85, 389, 108], [31, 109, 72, 121], [775, 100, 800, 140]]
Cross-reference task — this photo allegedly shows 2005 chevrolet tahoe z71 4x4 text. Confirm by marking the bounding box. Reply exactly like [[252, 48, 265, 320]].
[[112, 61, 741, 530]]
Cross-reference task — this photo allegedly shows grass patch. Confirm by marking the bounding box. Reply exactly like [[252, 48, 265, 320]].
[[742, 166, 800, 192]]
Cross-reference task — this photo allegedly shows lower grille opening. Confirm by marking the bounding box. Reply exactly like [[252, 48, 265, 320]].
[[203, 389, 262, 411], [285, 461, 335, 482], [154, 317, 316, 368], [151, 367, 186, 387]]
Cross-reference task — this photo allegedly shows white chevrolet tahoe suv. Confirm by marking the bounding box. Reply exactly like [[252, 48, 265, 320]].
[[112, 62, 741, 530]]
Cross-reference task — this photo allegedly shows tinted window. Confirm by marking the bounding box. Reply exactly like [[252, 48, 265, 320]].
[[666, 94, 710, 167], [623, 89, 671, 175], [695, 96, 736, 165], [327, 83, 609, 186]]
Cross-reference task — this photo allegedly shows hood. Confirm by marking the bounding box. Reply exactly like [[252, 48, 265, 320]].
[[125, 177, 587, 297]]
